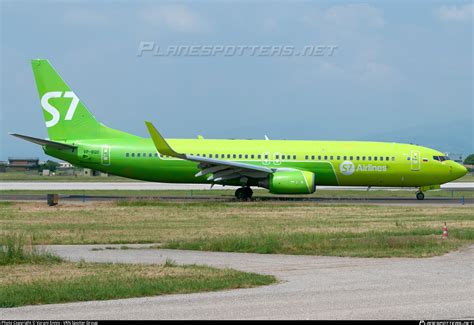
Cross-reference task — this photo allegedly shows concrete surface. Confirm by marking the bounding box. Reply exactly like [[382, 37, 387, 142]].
[[2, 244, 473, 320]]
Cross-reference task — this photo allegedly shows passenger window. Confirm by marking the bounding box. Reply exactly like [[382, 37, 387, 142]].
[[258, 154, 261, 159], [276, 155, 279, 159], [233, 154, 236, 158], [330, 156, 333, 160], [293, 155, 296, 160], [305, 155, 309, 160], [362, 156, 366, 161], [337, 156, 340, 160], [155, 153, 158, 157], [245, 154, 248, 159], [251, 154, 254, 159], [126, 153, 130, 157], [264, 154, 268, 159], [131, 153, 135, 157], [137, 153, 141, 157], [392, 157, 395, 161], [350, 156, 353, 160], [344, 156, 347, 160], [368, 156, 372, 161], [227, 154, 230, 158], [281, 155, 285, 160], [323, 156, 327, 160], [239, 154, 242, 159], [143, 153, 146, 157], [374, 156, 378, 161], [380, 156, 383, 161], [356, 156, 360, 161], [318, 155, 321, 160], [203, 154, 207, 157], [311, 155, 315, 160]]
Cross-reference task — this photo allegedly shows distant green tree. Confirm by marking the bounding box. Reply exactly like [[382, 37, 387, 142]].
[[39, 160, 60, 172], [464, 154, 474, 165]]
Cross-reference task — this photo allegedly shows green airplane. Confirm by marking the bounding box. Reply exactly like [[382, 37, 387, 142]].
[[11, 59, 468, 200]]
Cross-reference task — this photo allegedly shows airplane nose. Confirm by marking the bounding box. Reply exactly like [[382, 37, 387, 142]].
[[452, 163, 468, 179]]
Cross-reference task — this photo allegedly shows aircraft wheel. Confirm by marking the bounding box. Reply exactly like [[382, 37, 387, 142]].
[[235, 187, 253, 200], [245, 187, 253, 200], [416, 192, 425, 200]]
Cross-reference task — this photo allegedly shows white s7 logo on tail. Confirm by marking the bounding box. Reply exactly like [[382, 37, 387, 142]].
[[41, 91, 79, 127]]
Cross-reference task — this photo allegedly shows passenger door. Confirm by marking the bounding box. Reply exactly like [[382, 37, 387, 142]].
[[102, 146, 111, 166], [410, 150, 420, 171]]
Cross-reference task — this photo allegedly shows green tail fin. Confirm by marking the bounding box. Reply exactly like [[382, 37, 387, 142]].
[[31, 59, 136, 140]]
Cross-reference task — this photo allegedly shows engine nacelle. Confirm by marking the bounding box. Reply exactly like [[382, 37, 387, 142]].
[[260, 170, 316, 194]]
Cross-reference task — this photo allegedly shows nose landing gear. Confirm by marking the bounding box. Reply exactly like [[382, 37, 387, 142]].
[[235, 187, 253, 200], [416, 191, 425, 200]]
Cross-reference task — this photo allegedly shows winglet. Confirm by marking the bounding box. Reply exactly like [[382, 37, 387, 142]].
[[145, 121, 186, 159]]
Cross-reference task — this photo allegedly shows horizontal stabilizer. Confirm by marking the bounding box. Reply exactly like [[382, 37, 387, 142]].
[[10, 133, 76, 150]]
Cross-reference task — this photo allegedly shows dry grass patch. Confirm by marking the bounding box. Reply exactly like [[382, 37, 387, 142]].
[[1, 201, 473, 256]]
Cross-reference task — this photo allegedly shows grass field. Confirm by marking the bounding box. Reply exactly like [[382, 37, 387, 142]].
[[1, 188, 473, 199], [1, 200, 472, 257], [0, 234, 275, 307]]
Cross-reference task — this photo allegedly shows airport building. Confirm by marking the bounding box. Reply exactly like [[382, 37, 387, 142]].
[[7, 157, 40, 171]]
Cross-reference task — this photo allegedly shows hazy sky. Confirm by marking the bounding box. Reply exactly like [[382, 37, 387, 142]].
[[1, 0, 473, 161]]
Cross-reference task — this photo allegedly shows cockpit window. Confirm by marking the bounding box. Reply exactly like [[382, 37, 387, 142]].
[[433, 156, 450, 161]]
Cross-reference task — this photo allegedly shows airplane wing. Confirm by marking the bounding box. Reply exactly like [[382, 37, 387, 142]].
[[145, 121, 274, 182], [10, 133, 77, 150]]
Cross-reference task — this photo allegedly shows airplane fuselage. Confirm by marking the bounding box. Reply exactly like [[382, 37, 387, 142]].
[[45, 138, 466, 188]]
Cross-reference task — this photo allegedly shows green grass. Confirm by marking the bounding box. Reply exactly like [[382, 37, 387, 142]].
[[0, 233, 62, 265], [1, 261, 275, 307], [1, 188, 474, 199], [0, 232, 275, 307], [0, 201, 472, 257], [164, 230, 466, 258]]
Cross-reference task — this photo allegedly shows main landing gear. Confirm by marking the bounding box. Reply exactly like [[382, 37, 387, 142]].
[[235, 187, 253, 200], [416, 191, 425, 200]]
